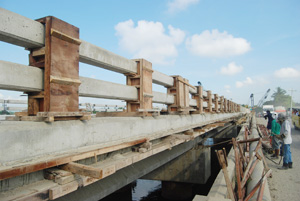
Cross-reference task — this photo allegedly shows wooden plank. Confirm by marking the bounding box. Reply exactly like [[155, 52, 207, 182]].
[[60, 162, 102, 179], [0, 138, 147, 180], [216, 150, 236, 201], [232, 138, 242, 200], [51, 28, 81, 45], [237, 137, 260, 144], [55, 174, 76, 185], [244, 169, 272, 201], [32, 47, 45, 57], [50, 75, 81, 86], [37, 112, 87, 117], [49, 180, 78, 200]]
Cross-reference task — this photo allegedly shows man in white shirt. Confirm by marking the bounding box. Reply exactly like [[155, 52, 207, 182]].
[[278, 113, 293, 170]]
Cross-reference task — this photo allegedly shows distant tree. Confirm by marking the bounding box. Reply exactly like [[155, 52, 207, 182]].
[[271, 87, 291, 108], [263, 100, 274, 106]]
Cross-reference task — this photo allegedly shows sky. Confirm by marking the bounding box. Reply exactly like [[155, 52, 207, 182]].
[[0, 0, 300, 107]]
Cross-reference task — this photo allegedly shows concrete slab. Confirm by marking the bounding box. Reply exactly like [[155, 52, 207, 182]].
[[0, 113, 243, 165]]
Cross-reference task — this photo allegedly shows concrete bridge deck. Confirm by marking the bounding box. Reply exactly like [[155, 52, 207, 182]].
[[0, 112, 245, 201]]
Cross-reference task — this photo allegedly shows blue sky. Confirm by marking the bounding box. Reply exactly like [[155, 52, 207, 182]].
[[0, 0, 300, 106]]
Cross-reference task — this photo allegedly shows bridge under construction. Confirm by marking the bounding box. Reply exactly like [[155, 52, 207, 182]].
[[0, 8, 272, 201]]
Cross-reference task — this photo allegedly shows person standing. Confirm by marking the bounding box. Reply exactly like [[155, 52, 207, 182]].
[[270, 118, 281, 159], [264, 110, 274, 134], [277, 113, 293, 169]]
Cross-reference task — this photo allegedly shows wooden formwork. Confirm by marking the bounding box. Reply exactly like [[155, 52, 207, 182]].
[[18, 16, 90, 122], [220, 96, 224, 113], [167, 76, 195, 114], [192, 86, 204, 114], [126, 59, 155, 116], [203, 90, 213, 113], [213, 94, 219, 113]]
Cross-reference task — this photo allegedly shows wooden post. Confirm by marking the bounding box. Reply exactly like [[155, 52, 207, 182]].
[[216, 150, 236, 201], [167, 76, 191, 114], [126, 59, 153, 116], [214, 94, 219, 113], [204, 90, 212, 113], [26, 16, 86, 120], [192, 85, 203, 114], [224, 98, 228, 113], [232, 138, 242, 200], [220, 96, 224, 113]]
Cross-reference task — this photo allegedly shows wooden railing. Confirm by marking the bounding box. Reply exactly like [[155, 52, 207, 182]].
[[0, 8, 243, 120]]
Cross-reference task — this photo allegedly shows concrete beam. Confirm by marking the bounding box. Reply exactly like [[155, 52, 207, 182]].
[[0, 113, 243, 164], [0, 8, 44, 48], [79, 41, 137, 74], [79, 77, 138, 101], [190, 98, 197, 107], [152, 70, 173, 87], [0, 60, 137, 100], [0, 99, 27, 104], [152, 91, 174, 105], [0, 60, 43, 92], [0, 61, 181, 105], [0, 8, 201, 91]]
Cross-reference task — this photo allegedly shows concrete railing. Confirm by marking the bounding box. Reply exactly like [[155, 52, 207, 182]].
[[0, 8, 242, 115]]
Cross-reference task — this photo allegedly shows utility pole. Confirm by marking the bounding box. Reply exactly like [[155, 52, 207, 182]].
[[288, 89, 296, 117]]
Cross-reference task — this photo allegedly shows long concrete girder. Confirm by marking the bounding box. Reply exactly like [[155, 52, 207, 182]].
[[0, 8, 196, 93], [0, 113, 243, 165], [0, 60, 175, 103]]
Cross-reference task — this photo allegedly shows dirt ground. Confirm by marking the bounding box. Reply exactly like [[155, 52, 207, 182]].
[[257, 117, 300, 201]]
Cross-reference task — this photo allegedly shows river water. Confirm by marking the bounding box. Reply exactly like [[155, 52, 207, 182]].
[[101, 138, 232, 201]]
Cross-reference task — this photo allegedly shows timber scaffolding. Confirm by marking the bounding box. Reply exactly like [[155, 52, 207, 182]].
[[195, 114, 272, 201], [0, 8, 249, 201]]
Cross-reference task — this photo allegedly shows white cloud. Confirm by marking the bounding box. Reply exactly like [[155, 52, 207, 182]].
[[224, 85, 231, 93], [115, 20, 185, 65], [274, 67, 300, 78], [236, 77, 253, 88], [167, 0, 200, 13], [220, 62, 243, 75], [186, 29, 251, 57]]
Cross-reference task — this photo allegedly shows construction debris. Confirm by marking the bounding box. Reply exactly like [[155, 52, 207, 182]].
[[216, 125, 272, 201]]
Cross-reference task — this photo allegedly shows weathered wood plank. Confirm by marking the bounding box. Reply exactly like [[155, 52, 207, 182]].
[[60, 162, 102, 179], [49, 180, 78, 200]]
